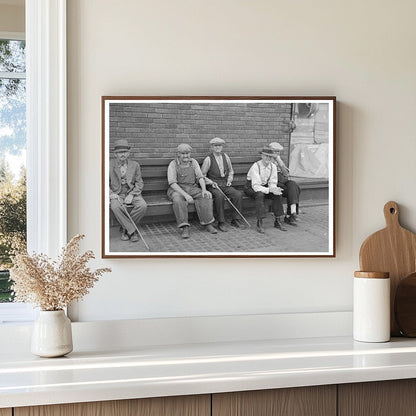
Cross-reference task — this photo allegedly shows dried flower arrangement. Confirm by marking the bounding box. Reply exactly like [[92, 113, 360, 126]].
[[10, 234, 111, 311]]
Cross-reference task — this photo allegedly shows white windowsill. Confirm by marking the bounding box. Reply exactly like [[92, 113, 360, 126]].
[[1, 324, 416, 409], [0, 303, 36, 324]]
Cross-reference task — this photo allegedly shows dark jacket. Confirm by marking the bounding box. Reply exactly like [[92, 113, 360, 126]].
[[109, 159, 144, 196]]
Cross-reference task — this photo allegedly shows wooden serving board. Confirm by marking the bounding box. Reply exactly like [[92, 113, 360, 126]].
[[359, 201, 416, 336]]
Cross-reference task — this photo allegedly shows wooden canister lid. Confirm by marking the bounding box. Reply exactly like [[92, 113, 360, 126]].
[[354, 271, 390, 279]]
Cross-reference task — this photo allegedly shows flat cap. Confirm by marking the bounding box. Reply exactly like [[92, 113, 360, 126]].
[[269, 142, 283, 151], [177, 143, 192, 153], [260, 147, 274, 156], [210, 137, 225, 145]]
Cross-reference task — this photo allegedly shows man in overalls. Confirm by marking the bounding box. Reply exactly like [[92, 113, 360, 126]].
[[244, 147, 287, 234], [201, 137, 244, 232], [109, 139, 147, 242], [167, 143, 217, 239]]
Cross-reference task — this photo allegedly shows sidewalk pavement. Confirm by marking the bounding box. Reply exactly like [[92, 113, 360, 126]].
[[109, 202, 330, 254]]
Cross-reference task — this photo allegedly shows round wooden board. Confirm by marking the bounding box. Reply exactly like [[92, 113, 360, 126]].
[[395, 272, 416, 337]]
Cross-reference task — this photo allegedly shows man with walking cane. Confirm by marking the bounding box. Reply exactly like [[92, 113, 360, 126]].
[[109, 139, 148, 243], [201, 137, 245, 231]]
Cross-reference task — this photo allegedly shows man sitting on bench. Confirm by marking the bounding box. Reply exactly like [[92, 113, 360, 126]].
[[167, 143, 218, 239], [268, 142, 301, 226], [244, 147, 287, 234], [201, 137, 244, 231], [109, 139, 147, 242]]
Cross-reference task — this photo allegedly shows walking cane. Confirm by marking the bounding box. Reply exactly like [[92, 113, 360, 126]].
[[119, 202, 151, 251], [214, 185, 251, 228]]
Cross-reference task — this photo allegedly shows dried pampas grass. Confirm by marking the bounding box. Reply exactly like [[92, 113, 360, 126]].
[[10, 234, 111, 311]]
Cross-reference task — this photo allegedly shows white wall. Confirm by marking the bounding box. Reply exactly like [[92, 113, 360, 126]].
[[0, 3, 24, 33], [67, 0, 416, 322]]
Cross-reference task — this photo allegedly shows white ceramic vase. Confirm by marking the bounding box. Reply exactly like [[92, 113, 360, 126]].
[[31, 310, 73, 357]]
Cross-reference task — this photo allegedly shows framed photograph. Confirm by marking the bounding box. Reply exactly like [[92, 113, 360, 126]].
[[102, 96, 335, 258]]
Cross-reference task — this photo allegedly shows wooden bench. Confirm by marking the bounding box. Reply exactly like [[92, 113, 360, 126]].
[[137, 157, 255, 223], [136, 157, 329, 224]]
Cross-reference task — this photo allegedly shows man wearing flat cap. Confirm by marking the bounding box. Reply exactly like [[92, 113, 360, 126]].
[[244, 147, 286, 233], [167, 143, 217, 239], [201, 137, 244, 231], [269, 142, 301, 226], [109, 139, 147, 242]]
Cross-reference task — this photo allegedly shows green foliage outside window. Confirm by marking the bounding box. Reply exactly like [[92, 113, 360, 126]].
[[0, 38, 26, 303], [0, 270, 12, 302], [0, 162, 26, 302]]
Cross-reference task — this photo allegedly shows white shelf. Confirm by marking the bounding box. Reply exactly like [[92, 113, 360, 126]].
[[2, 335, 416, 408]]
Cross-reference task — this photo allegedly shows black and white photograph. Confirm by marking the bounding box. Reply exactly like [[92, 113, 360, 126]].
[[102, 97, 335, 258]]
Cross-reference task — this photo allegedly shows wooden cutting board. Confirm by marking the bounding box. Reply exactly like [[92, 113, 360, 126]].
[[359, 201, 416, 336]]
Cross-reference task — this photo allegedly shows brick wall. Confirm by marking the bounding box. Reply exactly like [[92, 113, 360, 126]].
[[109, 102, 292, 164]]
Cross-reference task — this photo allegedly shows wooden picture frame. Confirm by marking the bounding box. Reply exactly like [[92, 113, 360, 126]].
[[102, 96, 336, 258]]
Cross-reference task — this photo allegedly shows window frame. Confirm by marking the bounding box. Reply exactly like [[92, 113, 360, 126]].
[[26, 0, 67, 257], [0, 0, 67, 323]]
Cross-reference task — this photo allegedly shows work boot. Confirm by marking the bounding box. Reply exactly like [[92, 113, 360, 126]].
[[181, 226, 190, 239], [130, 231, 140, 242], [284, 215, 298, 226], [217, 222, 228, 232], [256, 219, 265, 234], [274, 218, 287, 231], [120, 229, 129, 241], [231, 219, 242, 228], [205, 224, 218, 234]]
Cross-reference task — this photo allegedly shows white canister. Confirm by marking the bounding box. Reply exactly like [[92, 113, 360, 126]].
[[353, 271, 390, 343]]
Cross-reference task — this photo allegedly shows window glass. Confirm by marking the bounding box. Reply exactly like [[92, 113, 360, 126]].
[[0, 39, 26, 303], [0, 39, 26, 72]]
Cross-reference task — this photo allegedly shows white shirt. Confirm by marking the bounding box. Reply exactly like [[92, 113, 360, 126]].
[[247, 161, 278, 194]]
